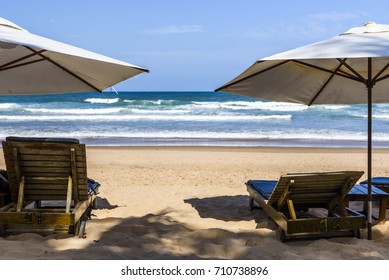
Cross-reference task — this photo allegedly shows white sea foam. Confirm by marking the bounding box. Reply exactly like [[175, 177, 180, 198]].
[[314, 105, 351, 110], [373, 114, 389, 120], [123, 99, 177, 105], [189, 101, 308, 111], [25, 108, 125, 114], [85, 98, 119, 104], [350, 113, 389, 120], [0, 103, 20, 109], [0, 129, 382, 142], [0, 114, 292, 122], [130, 108, 190, 114], [4, 91, 389, 147]]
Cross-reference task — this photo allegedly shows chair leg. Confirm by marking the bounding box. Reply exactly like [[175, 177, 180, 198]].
[[77, 219, 87, 238], [77, 210, 90, 238], [0, 224, 5, 237], [92, 197, 97, 210], [354, 228, 362, 239], [249, 197, 254, 211], [276, 228, 286, 242], [378, 197, 388, 224]]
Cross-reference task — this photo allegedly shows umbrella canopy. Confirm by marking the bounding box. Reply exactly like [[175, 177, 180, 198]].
[[216, 21, 389, 240], [0, 17, 148, 94], [217, 22, 389, 104]]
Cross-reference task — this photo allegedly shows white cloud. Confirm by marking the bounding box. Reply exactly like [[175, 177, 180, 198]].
[[145, 24, 203, 35]]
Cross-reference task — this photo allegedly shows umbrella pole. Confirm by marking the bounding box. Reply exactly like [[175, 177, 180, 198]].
[[367, 57, 373, 240]]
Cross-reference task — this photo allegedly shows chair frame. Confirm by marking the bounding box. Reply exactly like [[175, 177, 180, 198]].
[[246, 171, 366, 241], [0, 137, 98, 237]]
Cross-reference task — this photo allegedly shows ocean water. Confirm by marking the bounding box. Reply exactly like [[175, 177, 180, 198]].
[[0, 91, 388, 147]]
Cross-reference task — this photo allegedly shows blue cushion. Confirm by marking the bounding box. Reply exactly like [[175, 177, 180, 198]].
[[88, 178, 100, 195], [360, 177, 389, 186], [246, 180, 277, 199]]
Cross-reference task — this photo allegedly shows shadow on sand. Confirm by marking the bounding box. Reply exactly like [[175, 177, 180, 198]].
[[55, 209, 279, 260], [184, 195, 273, 226], [1, 194, 382, 260]]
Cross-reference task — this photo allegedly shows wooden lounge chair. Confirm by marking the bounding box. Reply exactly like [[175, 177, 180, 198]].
[[0, 136, 99, 237], [246, 171, 366, 241]]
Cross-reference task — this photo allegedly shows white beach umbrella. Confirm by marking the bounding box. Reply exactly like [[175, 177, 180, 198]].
[[0, 17, 148, 94], [216, 22, 389, 240]]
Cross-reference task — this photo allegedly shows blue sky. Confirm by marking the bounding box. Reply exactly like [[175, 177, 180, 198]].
[[3, 0, 389, 91]]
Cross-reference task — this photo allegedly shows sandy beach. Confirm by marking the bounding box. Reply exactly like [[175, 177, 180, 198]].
[[1, 145, 389, 260]]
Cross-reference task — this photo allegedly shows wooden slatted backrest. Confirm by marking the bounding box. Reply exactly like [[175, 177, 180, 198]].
[[2, 138, 88, 203], [267, 171, 364, 207]]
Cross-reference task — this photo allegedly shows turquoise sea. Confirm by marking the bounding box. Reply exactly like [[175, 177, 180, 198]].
[[0, 91, 387, 147]]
